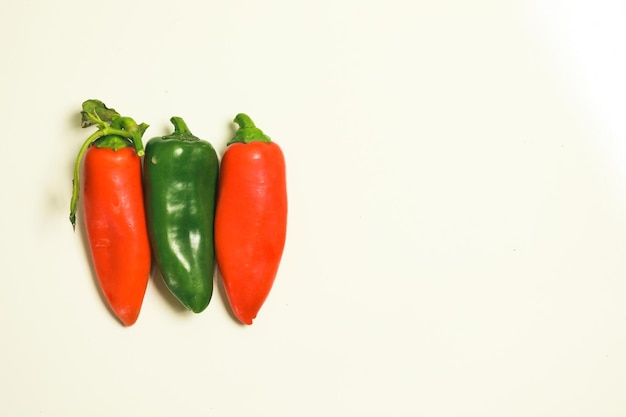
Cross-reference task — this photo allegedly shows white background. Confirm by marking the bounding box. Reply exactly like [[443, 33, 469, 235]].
[[1, 0, 626, 415]]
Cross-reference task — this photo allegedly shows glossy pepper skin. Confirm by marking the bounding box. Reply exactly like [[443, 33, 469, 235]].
[[215, 114, 287, 325], [143, 117, 219, 313], [70, 100, 151, 326]]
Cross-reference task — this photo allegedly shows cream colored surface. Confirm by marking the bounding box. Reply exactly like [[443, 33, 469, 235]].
[[1, 0, 625, 415]]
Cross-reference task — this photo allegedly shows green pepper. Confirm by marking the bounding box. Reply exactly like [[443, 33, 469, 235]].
[[143, 117, 219, 313]]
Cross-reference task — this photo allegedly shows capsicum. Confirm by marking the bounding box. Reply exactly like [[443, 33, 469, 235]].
[[143, 117, 219, 313], [215, 114, 287, 324], [69, 100, 152, 326]]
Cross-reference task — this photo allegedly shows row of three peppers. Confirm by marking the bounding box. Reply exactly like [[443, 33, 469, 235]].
[[70, 105, 286, 326]]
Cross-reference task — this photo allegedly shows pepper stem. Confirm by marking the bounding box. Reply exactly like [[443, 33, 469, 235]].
[[170, 116, 193, 136], [160, 117, 199, 142], [234, 113, 256, 129], [228, 113, 271, 145], [110, 116, 149, 156], [69, 101, 149, 229]]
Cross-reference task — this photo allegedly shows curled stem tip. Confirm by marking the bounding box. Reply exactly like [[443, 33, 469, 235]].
[[169, 116, 193, 136], [229, 113, 271, 145], [234, 113, 256, 129]]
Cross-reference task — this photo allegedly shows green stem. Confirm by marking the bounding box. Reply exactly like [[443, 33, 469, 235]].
[[234, 113, 256, 129], [69, 106, 149, 229], [228, 113, 271, 145], [110, 116, 148, 156], [162, 116, 199, 142], [170, 116, 192, 136], [70, 129, 102, 228]]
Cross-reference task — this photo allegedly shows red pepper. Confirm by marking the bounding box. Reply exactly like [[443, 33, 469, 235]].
[[70, 100, 151, 326], [215, 114, 287, 325]]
